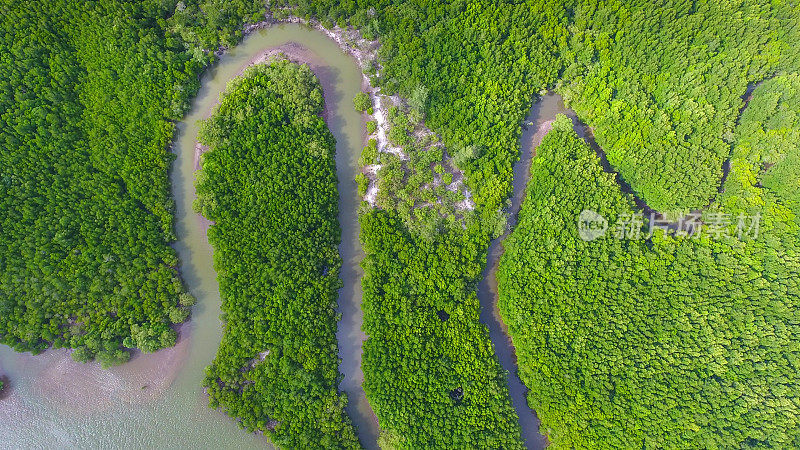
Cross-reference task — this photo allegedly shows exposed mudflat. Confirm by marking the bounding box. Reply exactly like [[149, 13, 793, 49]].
[[0, 325, 191, 417]]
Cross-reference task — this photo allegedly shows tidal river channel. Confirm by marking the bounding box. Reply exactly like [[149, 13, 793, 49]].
[[0, 24, 377, 449], [477, 92, 578, 450], [0, 22, 579, 449]]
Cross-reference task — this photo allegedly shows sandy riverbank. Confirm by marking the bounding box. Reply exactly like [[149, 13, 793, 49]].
[[247, 14, 474, 211]]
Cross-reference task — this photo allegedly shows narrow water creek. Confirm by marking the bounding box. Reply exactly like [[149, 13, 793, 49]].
[[477, 84, 761, 448], [477, 93, 578, 449]]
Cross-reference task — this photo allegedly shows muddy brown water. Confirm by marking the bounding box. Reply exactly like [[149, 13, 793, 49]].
[[0, 24, 378, 449]]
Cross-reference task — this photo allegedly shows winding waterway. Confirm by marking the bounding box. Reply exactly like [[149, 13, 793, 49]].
[[0, 24, 377, 449], [476, 85, 763, 448], [477, 93, 578, 450], [0, 19, 766, 449], [0, 27, 584, 450]]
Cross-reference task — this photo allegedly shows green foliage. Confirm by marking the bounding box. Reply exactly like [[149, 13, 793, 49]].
[[732, 74, 800, 221], [7, 0, 800, 446], [355, 172, 369, 197], [131, 323, 177, 354], [168, 0, 266, 53], [360, 209, 524, 449], [559, 0, 800, 211], [0, 0, 196, 364], [498, 115, 800, 448], [353, 91, 371, 112], [197, 61, 360, 448], [407, 85, 428, 120], [178, 292, 197, 307], [377, 429, 405, 449], [366, 120, 377, 135], [96, 347, 132, 370], [289, 0, 800, 213], [452, 145, 481, 168], [358, 139, 378, 167], [168, 306, 191, 324], [266, 6, 800, 444], [286, 0, 569, 211], [271, 6, 538, 439], [387, 107, 413, 147]]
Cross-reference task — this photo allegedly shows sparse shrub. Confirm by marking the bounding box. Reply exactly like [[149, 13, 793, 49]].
[[353, 91, 371, 112]]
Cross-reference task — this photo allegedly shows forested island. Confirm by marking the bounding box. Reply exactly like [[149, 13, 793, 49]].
[[1, 0, 799, 448], [196, 60, 360, 448]]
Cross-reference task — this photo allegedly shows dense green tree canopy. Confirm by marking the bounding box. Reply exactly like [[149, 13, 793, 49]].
[[278, 2, 800, 446], [360, 209, 523, 448], [732, 74, 800, 221], [0, 0, 201, 366], [498, 115, 800, 448], [289, 0, 800, 212], [559, 0, 800, 211], [4, 0, 800, 447], [197, 60, 360, 448]]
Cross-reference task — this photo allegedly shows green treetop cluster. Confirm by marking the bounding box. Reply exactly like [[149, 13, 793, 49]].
[[196, 60, 360, 449], [498, 114, 800, 448], [559, 0, 800, 211], [360, 209, 524, 448], [369, 103, 471, 238], [724, 74, 800, 222], [0, 0, 204, 367]]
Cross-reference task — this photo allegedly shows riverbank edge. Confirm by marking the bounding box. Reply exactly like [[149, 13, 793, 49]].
[[238, 12, 474, 211], [475, 98, 561, 449], [193, 31, 380, 447], [0, 320, 193, 416]]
